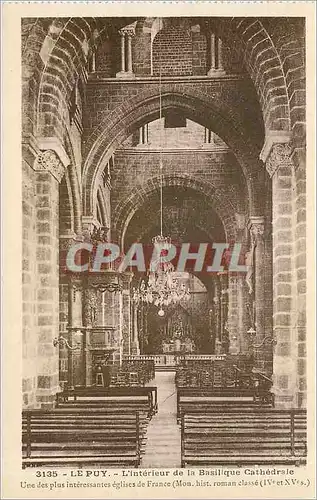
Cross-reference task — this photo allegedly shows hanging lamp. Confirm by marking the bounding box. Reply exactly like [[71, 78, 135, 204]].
[[132, 19, 190, 316]]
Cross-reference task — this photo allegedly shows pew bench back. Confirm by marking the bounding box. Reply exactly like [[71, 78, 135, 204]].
[[181, 409, 307, 467], [22, 409, 140, 468], [177, 387, 273, 420]]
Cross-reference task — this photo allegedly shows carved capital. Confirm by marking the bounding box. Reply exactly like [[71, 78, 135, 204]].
[[248, 216, 265, 243], [266, 143, 292, 178], [119, 22, 136, 37], [35, 149, 65, 182]]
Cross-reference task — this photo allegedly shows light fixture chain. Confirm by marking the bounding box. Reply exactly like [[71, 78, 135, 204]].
[[159, 18, 163, 238]]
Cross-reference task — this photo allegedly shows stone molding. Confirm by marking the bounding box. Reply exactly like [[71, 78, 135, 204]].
[[35, 150, 65, 182], [119, 22, 137, 38], [260, 131, 291, 163], [260, 131, 292, 178], [248, 216, 265, 242], [36, 136, 70, 169], [265, 143, 293, 178], [31, 136, 70, 183]]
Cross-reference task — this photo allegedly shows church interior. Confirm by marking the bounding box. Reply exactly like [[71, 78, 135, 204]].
[[22, 16, 307, 467]]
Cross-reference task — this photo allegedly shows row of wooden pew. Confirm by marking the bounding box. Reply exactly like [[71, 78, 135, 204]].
[[181, 408, 307, 467], [176, 386, 273, 421], [23, 409, 141, 468], [22, 386, 158, 469], [177, 381, 307, 468]]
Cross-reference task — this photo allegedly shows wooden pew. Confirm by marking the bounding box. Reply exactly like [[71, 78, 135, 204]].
[[57, 386, 158, 417], [181, 408, 307, 467], [22, 408, 140, 468], [177, 387, 274, 421]]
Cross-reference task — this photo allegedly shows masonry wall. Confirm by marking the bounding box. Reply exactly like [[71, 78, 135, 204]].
[[111, 149, 247, 223], [153, 25, 194, 76], [22, 160, 61, 408], [271, 157, 306, 408], [22, 161, 38, 408]]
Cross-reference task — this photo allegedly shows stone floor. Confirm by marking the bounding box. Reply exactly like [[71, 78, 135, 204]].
[[141, 371, 181, 468]]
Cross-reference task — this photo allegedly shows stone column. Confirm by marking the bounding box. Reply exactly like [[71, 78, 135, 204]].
[[34, 148, 68, 406], [237, 275, 250, 353], [207, 34, 225, 76], [248, 216, 272, 374], [219, 272, 229, 354], [210, 33, 216, 71], [213, 276, 222, 354], [261, 138, 301, 407], [127, 32, 133, 73], [82, 285, 97, 386], [218, 37, 224, 71], [59, 234, 77, 391], [227, 275, 240, 355], [119, 32, 126, 73], [120, 272, 133, 355], [131, 302, 140, 354], [116, 23, 136, 79]]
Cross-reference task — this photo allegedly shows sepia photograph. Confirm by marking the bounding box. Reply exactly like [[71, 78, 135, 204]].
[[1, 2, 316, 499], [20, 13, 309, 469]]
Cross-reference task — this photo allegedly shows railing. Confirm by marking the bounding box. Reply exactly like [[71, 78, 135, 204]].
[[124, 354, 227, 367], [124, 354, 176, 367], [177, 354, 226, 363]]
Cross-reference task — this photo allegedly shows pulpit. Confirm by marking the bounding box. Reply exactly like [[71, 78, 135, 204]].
[[66, 270, 131, 388]]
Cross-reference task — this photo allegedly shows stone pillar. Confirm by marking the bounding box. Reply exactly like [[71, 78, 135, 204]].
[[131, 302, 140, 354], [210, 33, 216, 71], [207, 33, 225, 76], [116, 23, 136, 79], [119, 32, 126, 72], [82, 285, 96, 386], [213, 276, 222, 354], [219, 272, 229, 354], [120, 272, 133, 355], [237, 275, 250, 353], [227, 275, 240, 354], [217, 37, 224, 71], [34, 148, 68, 407], [22, 154, 37, 408], [127, 33, 133, 73], [59, 241, 70, 391], [248, 216, 272, 375], [261, 139, 303, 407]]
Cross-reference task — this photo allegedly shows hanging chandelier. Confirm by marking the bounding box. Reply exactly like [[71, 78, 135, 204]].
[[132, 20, 190, 316], [133, 235, 190, 317]]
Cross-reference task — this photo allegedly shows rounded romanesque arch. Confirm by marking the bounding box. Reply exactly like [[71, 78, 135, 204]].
[[82, 89, 266, 219], [111, 174, 239, 247], [201, 17, 305, 142]]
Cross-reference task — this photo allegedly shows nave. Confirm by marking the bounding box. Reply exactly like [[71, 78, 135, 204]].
[[21, 15, 307, 470]]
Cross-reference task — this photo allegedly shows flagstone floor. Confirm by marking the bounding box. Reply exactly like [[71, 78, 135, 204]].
[[141, 371, 181, 468]]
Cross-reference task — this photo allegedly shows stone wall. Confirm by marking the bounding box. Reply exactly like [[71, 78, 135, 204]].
[[22, 161, 37, 407], [111, 149, 247, 234]]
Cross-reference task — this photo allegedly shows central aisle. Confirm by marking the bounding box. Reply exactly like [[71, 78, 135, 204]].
[[141, 371, 181, 468]]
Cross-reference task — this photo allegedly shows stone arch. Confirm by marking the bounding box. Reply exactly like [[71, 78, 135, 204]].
[[24, 17, 303, 167], [207, 17, 305, 139], [59, 172, 74, 234], [96, 188, 110, 228], [112, 174, 238, 247], [82, 89, 264, 219]]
